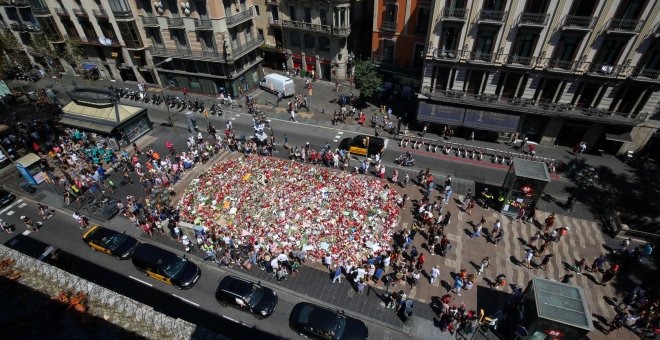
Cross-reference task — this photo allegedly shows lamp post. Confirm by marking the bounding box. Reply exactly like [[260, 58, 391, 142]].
[[153, 57, 175, 129], [566, 167, 598, 211]]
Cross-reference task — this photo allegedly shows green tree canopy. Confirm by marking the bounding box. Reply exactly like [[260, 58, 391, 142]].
[[0, 31, 31, 78], [353, 59, 382, 98]]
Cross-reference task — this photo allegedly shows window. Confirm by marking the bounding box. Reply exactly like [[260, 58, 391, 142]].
[[416, 8, 430, 35], [290, 32, 301, 46], [198, 32, 214, 51], [255, 5, 260, 15], [597, 39, 627, 65], [108, 0, 131, 13], [304, 7, 311, 23], [118, 21, 142, 48], [289, 6, 296, 21], [384, 3, 397, 23], [318, 36, 330, 51], [615, 0, 646, 19], [413, 44, 425, 66], [383, 39, 395, 62], [172, 30, 188, 49], [483, 0, 505, 11], [511, 31, 537, 57], [99, 22, 116, 39], [441, 26, 459, 51], [304, 34, 315, 49], [146, 27, 163, 47], [257, 28, 264, 39], [474, 29, 496, 54], [553, 34, 581, 61], [320, 8, 327, 25], [80, 21, 97, 38], [37, 17, 61, 41]]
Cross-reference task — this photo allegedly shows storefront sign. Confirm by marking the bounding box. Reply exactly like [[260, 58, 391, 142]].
[[544, 329, 565, 339]]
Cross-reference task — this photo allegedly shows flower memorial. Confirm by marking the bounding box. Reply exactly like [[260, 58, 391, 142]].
[[178, 156, 401, 262]]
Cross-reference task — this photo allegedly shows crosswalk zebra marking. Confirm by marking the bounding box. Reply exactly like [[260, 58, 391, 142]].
[[18, 203, 27, 208], [6, 211, 14, 216]]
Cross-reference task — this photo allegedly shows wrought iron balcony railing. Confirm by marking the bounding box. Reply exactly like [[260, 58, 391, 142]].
[[92, 9, 108, 18], [279, 20, 350, 37], [562, 15, 596, 30], [226, 6, 254, 27], [478, 10, 506, 23], [148, 46, 227, 61], [72, 8, 87, 17], [381, 20, 397, 31], [518, 12, 549, 26], [166, 17, 184, 27], [195, 19, 213, 30], [607, 18, 644, 33], [141, 16, 159, 26], [442, 8, 466, 20], [231, 35, 264, 58], [469, 51, 496, 63], [507, 55, 536, 67], [431, 49, 462, 61]]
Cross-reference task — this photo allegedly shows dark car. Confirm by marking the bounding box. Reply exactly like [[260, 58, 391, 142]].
[[131, 243, 201, 289], [82, 226, 139, 259], [215, 275, 278, 318], [0, 189, 16, 208], [289, 302, 368, 340], [338, 135, 384, 156]]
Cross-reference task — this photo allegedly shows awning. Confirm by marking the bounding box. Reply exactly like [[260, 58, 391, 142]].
[[605, 132, 632, 143], [463, 109, 520, 133], [58, 117, 115, 134], [417, 101, 465, 125]]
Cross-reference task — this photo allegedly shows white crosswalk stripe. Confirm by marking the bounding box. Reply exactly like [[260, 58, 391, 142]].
[[18, 203, 27, 208], [6, 211, 14, 216]]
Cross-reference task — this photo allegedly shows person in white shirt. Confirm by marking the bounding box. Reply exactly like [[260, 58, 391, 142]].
[[430, 266, 440, 284]]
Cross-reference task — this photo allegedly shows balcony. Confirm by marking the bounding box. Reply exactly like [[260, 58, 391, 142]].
[[112, 9, 133, 19], [93, 9, 108, 19], [441, 8, 467, 21], [631, 68, 660, 82], [72, 8, 87, 17], [419, 86, 644, 125], [166, 17, 185, 28], [62, 35, 120, 47], [11, 0, 29, 7], [31, 6, 51, 15], [10, 22, 40, 32], [587, 63, 622, 77], [507, 55, 536, 68], [381, 20, 397, 31], [431, 49, 462, 61], [268, 17, 281, 27], [148, 46, 227, 62], [226, 6, 254, 28], [607, 18, 644, 34], [469, 51, 496, 63], [141, 16, 159, 27], [231, 35, 264, 59], [54, 8, 67, 16], [194, 19, 213, 30], [279, 20, 351, 37], [477, 10, 506, 24], [517, 12, 549, 27], [561, 15, 596, 31]]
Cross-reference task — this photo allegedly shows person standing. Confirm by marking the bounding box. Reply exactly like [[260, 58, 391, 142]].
[[544, 213, 556, 232], [21, 216, 39, 233], [332, 265, 342, 284], [493, 229, 505, 246], [524, 249, 534, 269], [515, 207, 527, 223], [452, 276, 464, 296], [402, 173, 409, 188], [491, 219, 502, 236], [416, 253, 425, 270]]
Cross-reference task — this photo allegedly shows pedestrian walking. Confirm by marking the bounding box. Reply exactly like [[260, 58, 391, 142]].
[[21, 216, 39, 233], [477, 257, 489, 276], [402, 173, 409, 188], [410, 270, 420, 287], [544, 213, 556, 231], [493, 229, 505, 246], [491, 219, 501, 236], [430, 265, 440, 284], [0, 218, 14, 233], [37, 204, 54, 220], [600, 264, 619, 286], [416, 253, 425, 270], [356, 279, 366, 294], [524, 248, 535, 269], [452, 276, 464, 296], [515, 207, 527, 223], [493, 274, 507, 290]]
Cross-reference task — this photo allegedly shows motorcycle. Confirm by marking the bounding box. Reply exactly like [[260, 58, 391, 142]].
[[394, 153, 415, 167]]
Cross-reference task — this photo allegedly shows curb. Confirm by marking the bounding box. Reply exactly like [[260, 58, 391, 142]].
[[134, 234, 409, 336]]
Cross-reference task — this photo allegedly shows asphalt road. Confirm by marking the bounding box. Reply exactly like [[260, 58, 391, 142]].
[[0, 199, 407, 340]]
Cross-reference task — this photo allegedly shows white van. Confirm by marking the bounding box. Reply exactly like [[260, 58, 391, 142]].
[[260, 74, 295, 97]]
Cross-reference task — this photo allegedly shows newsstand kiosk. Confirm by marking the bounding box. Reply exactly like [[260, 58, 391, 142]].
[[514, 277, 593, 339], [500, 159, 551, 217]]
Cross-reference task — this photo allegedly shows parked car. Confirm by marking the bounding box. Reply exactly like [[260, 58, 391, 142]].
[[82, 226, 139, 260], [215, 275, 278, 318], [0, 189, 16, 208], [289, 302, 368, 340], [131, 243, 201, 289]]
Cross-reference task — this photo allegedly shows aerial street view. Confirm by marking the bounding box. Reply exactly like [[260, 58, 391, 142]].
[[0, 0, 659, 339]]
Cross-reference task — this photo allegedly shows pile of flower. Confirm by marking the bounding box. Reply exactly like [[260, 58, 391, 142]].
[[178, 156, 401, 262]]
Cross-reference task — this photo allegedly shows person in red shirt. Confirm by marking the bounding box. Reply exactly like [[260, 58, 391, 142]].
[[416, 253, 425, 270]]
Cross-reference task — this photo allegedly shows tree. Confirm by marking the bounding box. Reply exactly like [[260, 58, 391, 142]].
[[0, 31, 31, 78], [353, 59, 382, 98], [63, 41, 85, 69]]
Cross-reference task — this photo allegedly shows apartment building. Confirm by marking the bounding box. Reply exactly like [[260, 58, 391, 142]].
[[1, 0, 263, 97], [419, 0, 660, 155], [267, 0, 352, 81], [371, 0, 430, 86]]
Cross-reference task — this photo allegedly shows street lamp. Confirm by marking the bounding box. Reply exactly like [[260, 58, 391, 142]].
[[566, 167, 598, 211], [153, 57, 173, 68]]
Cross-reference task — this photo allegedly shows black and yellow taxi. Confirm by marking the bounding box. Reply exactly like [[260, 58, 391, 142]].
[[131, 243, 201, 289], [338, 135, 385, 156], [82, 226, 139, 260]]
